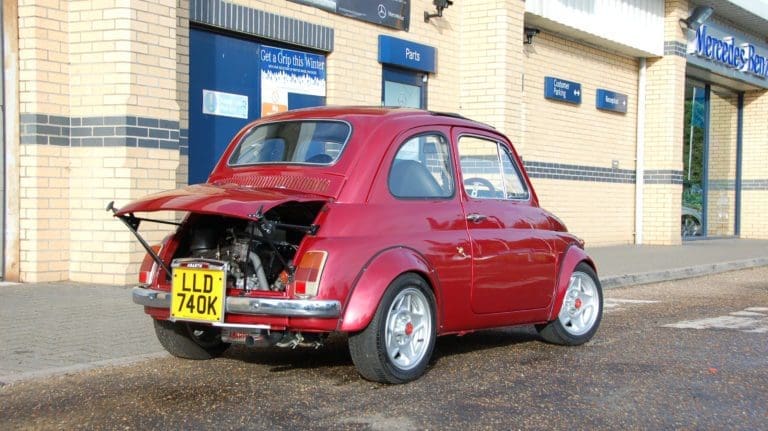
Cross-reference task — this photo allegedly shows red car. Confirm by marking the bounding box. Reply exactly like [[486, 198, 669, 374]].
[[113, 107, 602, 384]]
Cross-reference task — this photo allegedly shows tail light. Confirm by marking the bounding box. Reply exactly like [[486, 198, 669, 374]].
[[294, 251, 328, 297], [138, 244, 163, 285]]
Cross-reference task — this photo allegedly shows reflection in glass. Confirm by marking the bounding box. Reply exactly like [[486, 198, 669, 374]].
[[384, 81, 422, 108], [706, 86, 738, 237], [682, 82, 706, 238]]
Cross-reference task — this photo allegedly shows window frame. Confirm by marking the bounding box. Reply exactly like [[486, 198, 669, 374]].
[[457, 134, 531, 202]]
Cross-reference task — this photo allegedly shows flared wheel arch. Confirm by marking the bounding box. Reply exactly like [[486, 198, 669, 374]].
[[547, 244, 598, 322], [339, 246, 443, 334]]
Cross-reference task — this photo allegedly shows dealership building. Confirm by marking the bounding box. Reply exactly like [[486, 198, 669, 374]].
[[2, 0, 768, 283]]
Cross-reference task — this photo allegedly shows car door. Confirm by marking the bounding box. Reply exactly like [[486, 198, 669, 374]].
[[454, 130, 557, 314], [366, 126, 474, 331]]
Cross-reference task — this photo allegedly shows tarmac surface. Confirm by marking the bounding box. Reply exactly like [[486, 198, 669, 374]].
[[1, 238, 767, 386]]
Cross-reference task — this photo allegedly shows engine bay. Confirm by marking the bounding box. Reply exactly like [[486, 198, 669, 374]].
[[170, 201, 325, 292]]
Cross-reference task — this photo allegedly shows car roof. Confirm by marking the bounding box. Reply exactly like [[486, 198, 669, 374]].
[[258, 106, 495, 130]]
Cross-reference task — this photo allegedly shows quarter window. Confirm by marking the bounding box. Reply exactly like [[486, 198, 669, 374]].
[[388, 134, 454, 199], [458, 136, 529, 200]]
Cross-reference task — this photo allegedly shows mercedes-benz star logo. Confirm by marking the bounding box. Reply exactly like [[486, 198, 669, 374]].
[[378, 4, 387, 19]]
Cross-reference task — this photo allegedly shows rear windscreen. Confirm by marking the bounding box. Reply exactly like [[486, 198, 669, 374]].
[[228, 120, 351, 166]]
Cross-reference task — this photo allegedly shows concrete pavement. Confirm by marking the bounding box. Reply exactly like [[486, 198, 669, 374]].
[[591, 238, 768, 288], [1, 238, 767, 385]]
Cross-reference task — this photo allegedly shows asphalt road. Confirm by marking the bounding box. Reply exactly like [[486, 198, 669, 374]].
[[1, 267, 767, 430]]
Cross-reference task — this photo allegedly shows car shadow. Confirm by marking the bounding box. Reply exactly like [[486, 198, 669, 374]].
[[431, 326, 541, 361], [222, 326, 544, 376]]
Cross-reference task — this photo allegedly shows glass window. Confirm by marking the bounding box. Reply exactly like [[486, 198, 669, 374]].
[[382, 66, 426, 109], [388, 134, 454, 198], [228, 121, 350, 166], [458, 136, 529, 200], [384, 81, 422, 108], [500, 147, 529, 199]]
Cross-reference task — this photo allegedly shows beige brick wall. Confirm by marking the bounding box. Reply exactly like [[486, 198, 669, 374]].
[[18, 0, 69, 282], [176, 1, 189, 123], [522, 31, 639, 245], [19, 144, 69, 282], [69, 148, 178, 284], [535, 180, 635, 245], [521, 32, 639, 164], [16, 0, 182, 283], [741, 89, 768, 238], [459, 0, 523, 143], [665, 0, 690, 44], [17, 0, 69, 116], [641, 53, 686, 244], [69, 0, 179, 119]]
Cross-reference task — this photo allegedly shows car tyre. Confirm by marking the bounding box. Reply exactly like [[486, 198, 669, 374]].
[[681, 214, 702, 237], [154, 319, 230, 360], [348, 273, 437, 384], [537, 263, 602, 346]]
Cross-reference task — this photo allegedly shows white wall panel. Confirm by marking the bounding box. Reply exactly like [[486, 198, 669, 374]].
[[526, 0, 664, 56]]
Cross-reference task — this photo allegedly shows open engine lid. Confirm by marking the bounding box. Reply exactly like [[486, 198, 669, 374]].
[[114, 183, 329, 220]]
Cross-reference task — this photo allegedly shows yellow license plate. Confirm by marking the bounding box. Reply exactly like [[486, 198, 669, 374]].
[[171, 267, 226, 323]]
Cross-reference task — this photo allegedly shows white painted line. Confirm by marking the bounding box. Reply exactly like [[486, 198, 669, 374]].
[[730, 311, 767, 317], [604, 298, 659, 312], [664, 307, 768, 333], [745, 307, 768, 312], [606, 299, 660, 304]]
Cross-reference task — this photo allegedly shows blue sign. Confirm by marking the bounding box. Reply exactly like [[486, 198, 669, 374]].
[[596, 89, 628, 113], [544, 77, 581, 104], [378, 35, 436, 73], [692, 25, 768, 79]]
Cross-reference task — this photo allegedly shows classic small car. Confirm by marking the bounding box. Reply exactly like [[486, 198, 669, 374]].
[[113, 106, 602, 384]]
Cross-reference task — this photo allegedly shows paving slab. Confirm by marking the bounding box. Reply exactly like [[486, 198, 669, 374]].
[[0, 282, 165, 384]]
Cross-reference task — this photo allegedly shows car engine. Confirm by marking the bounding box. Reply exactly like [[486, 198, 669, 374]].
[[175, 215, 302, 292]]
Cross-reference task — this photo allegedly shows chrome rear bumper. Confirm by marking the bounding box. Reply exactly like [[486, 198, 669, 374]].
[[132, 286, 341, 318]]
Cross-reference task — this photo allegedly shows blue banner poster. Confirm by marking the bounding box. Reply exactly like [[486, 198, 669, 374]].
[[260, 45, 327, 116]]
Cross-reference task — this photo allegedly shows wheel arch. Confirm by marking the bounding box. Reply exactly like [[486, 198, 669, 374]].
[[546, 244, 598, 321], [338, 246, 443, 333]]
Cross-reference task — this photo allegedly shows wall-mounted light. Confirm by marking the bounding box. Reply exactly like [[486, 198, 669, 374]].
[[424, 0, 453, 23], [680, 6, 714, 31], [524, 27, 540, 45]]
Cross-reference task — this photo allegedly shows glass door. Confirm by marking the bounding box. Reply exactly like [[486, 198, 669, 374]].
[[705, 85, 740, 237], [682, 80, 742, 239], [682, 81, 707, 238]]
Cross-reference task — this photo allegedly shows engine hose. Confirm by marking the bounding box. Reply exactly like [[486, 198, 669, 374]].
[[248, 251, 270, 290]]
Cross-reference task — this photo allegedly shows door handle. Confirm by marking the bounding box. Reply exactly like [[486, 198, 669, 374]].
[[466, 213, 487, 223]]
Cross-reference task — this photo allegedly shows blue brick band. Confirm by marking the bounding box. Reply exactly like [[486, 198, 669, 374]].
[[524, 161, 636, 184], [19, 114, 180, 150], [664, 40, 687, 58], [644, 170, 683, 185], [741, 179, 768, 190]]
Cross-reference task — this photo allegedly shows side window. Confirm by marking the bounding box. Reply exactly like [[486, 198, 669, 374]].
[[388, 134, 454, 199], [458, 136, 529, 200], [500, 147, 530, 199]]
